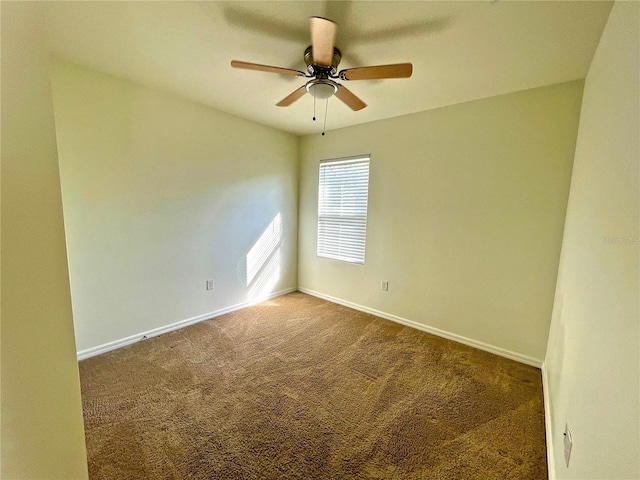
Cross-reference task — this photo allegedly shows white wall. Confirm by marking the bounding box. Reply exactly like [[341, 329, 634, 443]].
[[299, 81, 584, 364], [544, 2, 639, 479], [51, 62, 298, 354], [0, 4, 88, 478]]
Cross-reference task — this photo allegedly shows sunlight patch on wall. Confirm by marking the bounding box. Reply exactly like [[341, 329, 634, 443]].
[[246, 213, 282, 299], [248, 248, 281, 299]]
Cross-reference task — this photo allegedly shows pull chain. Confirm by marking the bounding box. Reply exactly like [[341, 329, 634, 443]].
[[313, 93, 316, 121], [322, 98, 329, 136]]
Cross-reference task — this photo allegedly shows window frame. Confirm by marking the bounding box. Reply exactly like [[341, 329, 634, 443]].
[[316, 155, 371, 265]]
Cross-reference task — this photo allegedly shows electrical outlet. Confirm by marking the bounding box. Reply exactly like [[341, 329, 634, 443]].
[[206, 279, 214, 291], [381, 281, 389, 292], [563, 423, 572, 467]]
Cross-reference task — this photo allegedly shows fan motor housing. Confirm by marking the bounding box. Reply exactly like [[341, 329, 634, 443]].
[[304, 46, 341, 76]]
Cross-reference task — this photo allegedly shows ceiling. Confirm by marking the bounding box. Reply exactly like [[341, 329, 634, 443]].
[[43, 1, 613, 136]]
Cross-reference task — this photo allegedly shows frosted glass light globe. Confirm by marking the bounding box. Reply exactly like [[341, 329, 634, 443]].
[[307, 81, 337, 99]]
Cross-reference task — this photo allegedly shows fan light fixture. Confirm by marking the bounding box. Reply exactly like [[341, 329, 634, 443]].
[[306, 79, 338, 99]]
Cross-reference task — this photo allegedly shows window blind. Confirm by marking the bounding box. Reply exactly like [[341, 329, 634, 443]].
[[317, 156, 370, 264]]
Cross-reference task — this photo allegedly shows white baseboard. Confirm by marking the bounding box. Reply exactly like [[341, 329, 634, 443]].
[[298, 287, 543, 368], [77, 287, 297, 360], [541, 362, 556, 480], [80, 285, 544, 369]]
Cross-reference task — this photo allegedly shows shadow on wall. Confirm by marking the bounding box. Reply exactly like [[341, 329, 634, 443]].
[[236, 213, 282, 300]]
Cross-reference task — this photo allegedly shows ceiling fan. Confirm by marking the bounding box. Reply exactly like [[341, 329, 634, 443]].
[[231, 16, 413, 112]]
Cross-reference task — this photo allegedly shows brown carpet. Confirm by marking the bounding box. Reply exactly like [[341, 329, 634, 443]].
[[79, 292, 547, 479]]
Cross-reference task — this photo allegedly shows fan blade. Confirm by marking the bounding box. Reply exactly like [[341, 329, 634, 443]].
[[339, 63, 413, 81], [231, 60, 305, 77], [310, 16, 337, 67], [276, 85, 308, 107], [335, 85, 366, 111]]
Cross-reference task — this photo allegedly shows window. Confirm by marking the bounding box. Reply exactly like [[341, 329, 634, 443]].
[[317, 156, 370, 264]]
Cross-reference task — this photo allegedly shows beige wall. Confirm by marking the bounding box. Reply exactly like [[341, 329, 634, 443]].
[[51, 62, 299, 353], [0, 3, 88, 479], [299, 81, 584, 364], [544, 2, 639, 479]]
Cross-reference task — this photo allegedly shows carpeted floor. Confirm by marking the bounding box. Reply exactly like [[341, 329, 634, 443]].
[[79, 292, 547, 479]]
